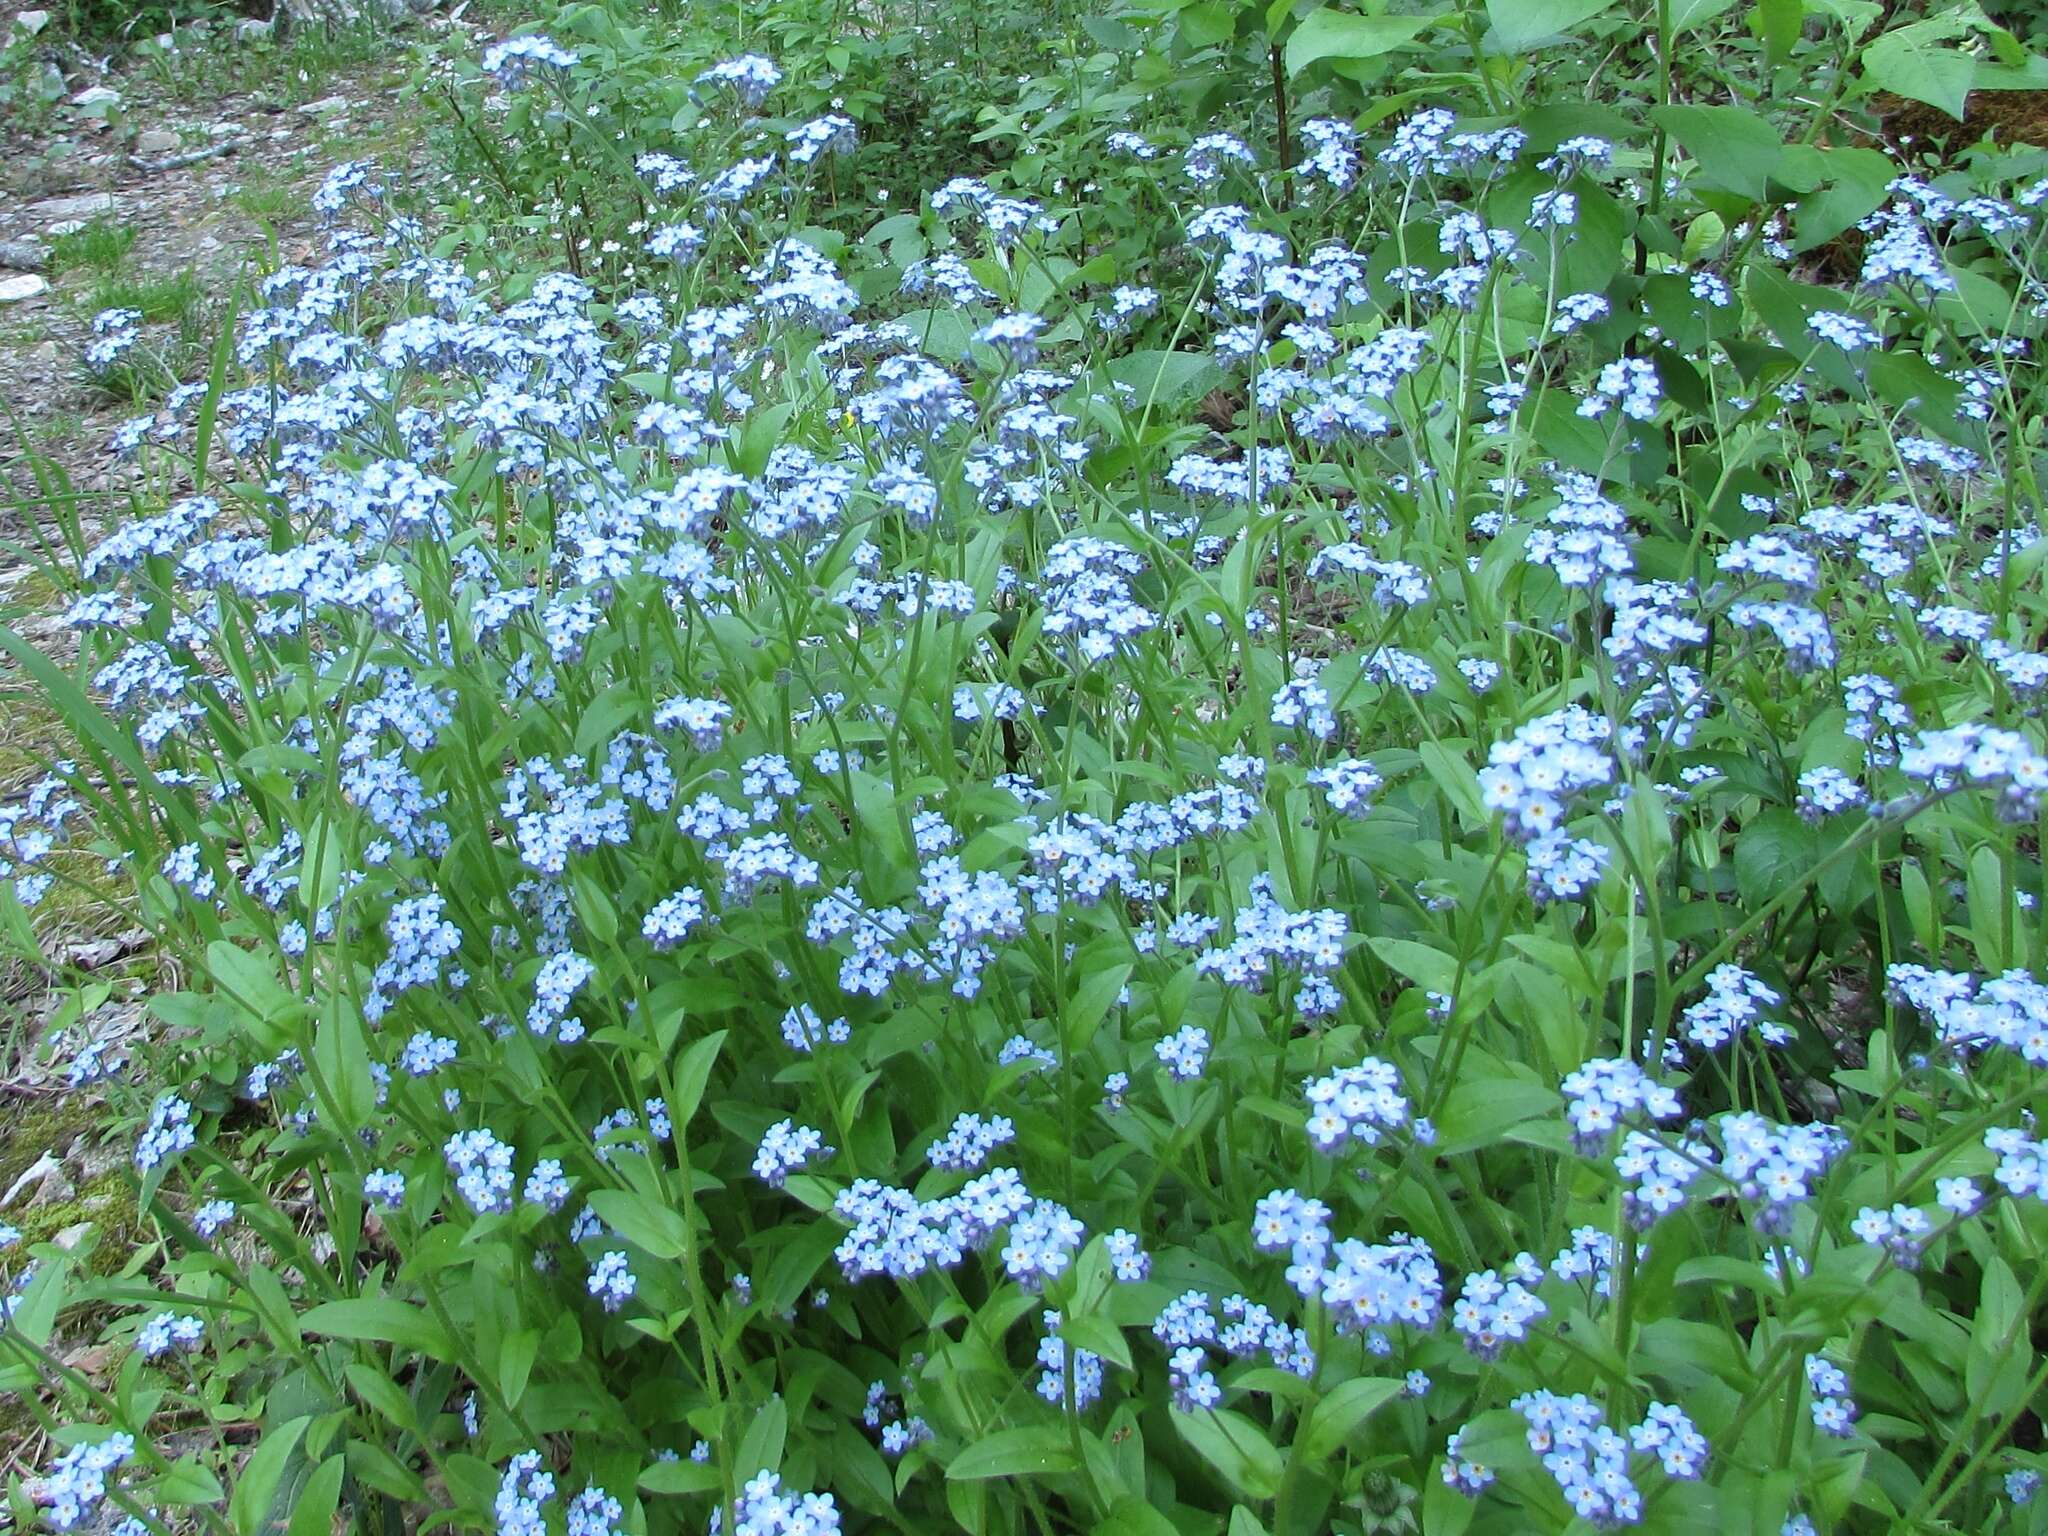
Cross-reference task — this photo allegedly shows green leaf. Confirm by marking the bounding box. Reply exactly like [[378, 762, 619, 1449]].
[[1417, 741, 1486, 830], [230, 1417, 310, 1536], [1668, 0, 1738, 27], [1757, 0, 1803, 62], [151, 1456, 227, 1508], [1171, 1407, 1283, 1500], [1366, 937, 1458, 994], [499, 1328, 540, 1408], [736, 1395, 788, 1479], [311, 995, 374, 1132], [1433, 1077, 1559, 1154], [1283, 10, 1429, 73], [1733, 809, 1821, 910], [1299, 1377, 1403, 1462], [206, 940, 299, 1052], [586, 1189, 690, 1260], [285, 1455, 346, 1536], [1096, 1499, 1181, 1536], [297, 814, 345, 917], [1863, 21, 1976, 119], [1103, 349, 1225, 406], [299, 1298, 453, 1360], [899, 307, 977, 360], [1064, 963, 1132, 1053], [1649, 104, 1783, 201], [641, 1459, 723, 1495], [668, 1029, 728, 1130], [947, 1425, 1080, 1480], [344, 1361, 418, 1434], [1056, 1314, 1134, 1372], [1486, 0, 1614, 52]]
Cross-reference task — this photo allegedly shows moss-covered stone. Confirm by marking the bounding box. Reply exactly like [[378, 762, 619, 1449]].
[[0, 1093, 99, 1194]]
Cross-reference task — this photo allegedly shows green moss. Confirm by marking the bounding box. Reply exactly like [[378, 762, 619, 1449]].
[[10, 1170, 143, 1277], [0, 1096, 96, 1189]]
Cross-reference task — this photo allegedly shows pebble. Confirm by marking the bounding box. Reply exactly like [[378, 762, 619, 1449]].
[[30, 190, 117, 220], [134, 128, 180, 155], [298, 95, 349, 119], [0, 1152, 60, 1207], [0, 274, 49, 304], [71, 85, 120, 109]]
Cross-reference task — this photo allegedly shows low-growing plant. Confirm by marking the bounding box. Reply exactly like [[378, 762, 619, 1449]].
[[50, 219, 139, 279], [6, 5, 2048, 1536]]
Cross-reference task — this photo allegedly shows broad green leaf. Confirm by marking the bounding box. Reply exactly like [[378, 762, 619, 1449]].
[[1366, 936, 1458, 994], [345, 1361, 419, 1434], [640, 1459, 723, 1495], [1433, 1077, 1560, 1154], [586, 1189, 690, 1260], [230, 1417, 310, 1536], [947, 1425, 1080, 1480], [1418, 741, 1487, 829], [1668, 0, 1738, 27], [736, 1395, 788, 1479], [1733, 809, 1821, 911], [1298, 1377, 1403, 1461], [151, 1457, 227, 1507], [285, 1455, 346, 1536], [205, 940, 299, 1052], [1486, 0, 1614, 52], [1649, 104, 1783, 201], [1096, 1499, 1181, 1536], [311, 995, 374, 1132], [1283, 10, 1429, 74], [668, 1028, 728, 1129], [1103, 349, 1225, 406], [1862, 20, 1976, 119], [1170, 1407, 1283, 1500], [299, 1298, 454, 1360], [1757, 0, 1803, 62]]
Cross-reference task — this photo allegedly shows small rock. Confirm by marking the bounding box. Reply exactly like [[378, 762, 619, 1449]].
[[61, 1343, 118, 1378], [71, 1141, 126, 1182], [13, 9, 49, 36], [0, 273, 48, 304], [71, 85, 120, 109], [30, 190, 116, 220], [45, 218, 85, 237], [208, 120, 241, 137], [298, 95, 349, 119], [34, 1162, 75, 1205], [198, 235, 221, 251], [51, 1222, 93, 1253], [234, 16, 271, 40], [29, 341, 59, 364], [2, 1152, 62, 1206], [134, 129, 180, 155]]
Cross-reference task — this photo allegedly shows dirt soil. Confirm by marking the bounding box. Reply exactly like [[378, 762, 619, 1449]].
[[0, 5, 471, 1142]]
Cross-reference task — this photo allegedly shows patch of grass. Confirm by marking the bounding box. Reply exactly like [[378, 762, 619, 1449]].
[[151, 11, 411, 108], [230, 168, 309, 232], [89, 268, 203, 327], [48, 219, 137, 278]]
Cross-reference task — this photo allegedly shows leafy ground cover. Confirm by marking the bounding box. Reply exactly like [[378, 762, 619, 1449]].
[[5, 1, 2048, 1534]]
